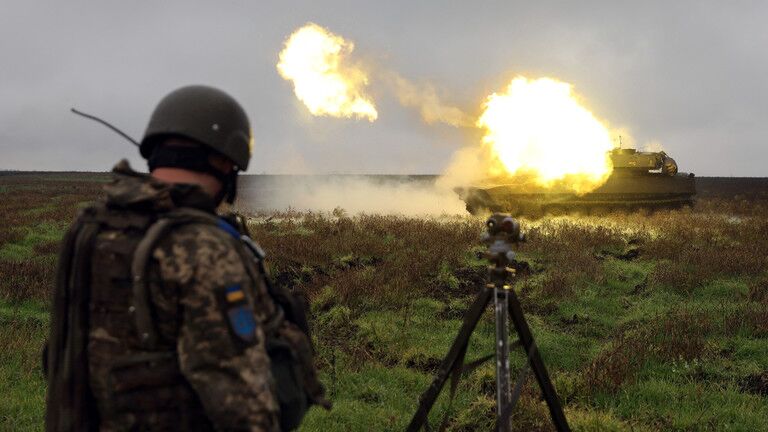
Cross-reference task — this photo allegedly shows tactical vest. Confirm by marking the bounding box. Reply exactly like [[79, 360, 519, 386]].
[[45, 204, 327, 432]]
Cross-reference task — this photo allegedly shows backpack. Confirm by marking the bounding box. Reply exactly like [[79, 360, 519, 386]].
[[45, 206, 328, 432]]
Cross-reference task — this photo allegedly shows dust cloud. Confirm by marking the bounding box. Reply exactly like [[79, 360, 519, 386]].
[[242, 176, 468, 216], [436, 146, 491, 190]]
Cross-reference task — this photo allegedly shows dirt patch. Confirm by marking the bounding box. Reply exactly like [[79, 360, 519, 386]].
[[740, 371, 768, 396]]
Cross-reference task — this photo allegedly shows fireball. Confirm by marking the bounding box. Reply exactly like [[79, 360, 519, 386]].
[[277, 23, 377, 121], [477, 77, 614, 193]]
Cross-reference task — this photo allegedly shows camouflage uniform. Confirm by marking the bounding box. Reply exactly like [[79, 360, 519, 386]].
[[48, 86, 325, 432], [85, 160, 280, 431]]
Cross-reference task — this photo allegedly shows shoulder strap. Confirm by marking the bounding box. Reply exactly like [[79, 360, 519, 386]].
[[131, 218, 175, 350], [131, 208, 220, 350]]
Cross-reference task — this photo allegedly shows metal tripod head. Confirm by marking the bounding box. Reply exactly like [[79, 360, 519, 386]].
[[482, 214, 526, 289], [485, 214, 525, 241]]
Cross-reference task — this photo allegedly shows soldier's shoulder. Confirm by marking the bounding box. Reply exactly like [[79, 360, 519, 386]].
[[160, 220, 239, 254], [65, 201, 116, 230], [153, 220, 248, 289], [72, 200, 105, 218]]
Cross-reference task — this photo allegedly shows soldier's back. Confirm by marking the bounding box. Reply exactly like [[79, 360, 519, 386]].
[[83, 163, 279, 430]]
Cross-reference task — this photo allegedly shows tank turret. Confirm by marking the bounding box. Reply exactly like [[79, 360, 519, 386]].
[[609, 148, 678, 176]]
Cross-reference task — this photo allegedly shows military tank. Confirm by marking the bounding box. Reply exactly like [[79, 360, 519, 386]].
[[458, 148, 696, 215]]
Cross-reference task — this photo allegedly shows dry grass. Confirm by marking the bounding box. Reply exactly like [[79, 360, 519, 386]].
[[246, 212, 481, 307], [0, 260, 56, 303], [583, 308, 712, 395]]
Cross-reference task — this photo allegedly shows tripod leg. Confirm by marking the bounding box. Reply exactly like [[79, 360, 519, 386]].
[[494, 288, 512, 432], [507, 289, 571, 432], [406, 288, 494, 432]]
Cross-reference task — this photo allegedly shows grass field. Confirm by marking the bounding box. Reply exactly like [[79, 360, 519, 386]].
[[1, 172, 767, 431]]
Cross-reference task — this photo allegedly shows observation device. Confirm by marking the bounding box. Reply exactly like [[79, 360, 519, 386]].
[[407, 214, 569, 432]]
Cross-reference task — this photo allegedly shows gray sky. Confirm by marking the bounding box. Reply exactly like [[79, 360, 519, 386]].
[[1, 0, 766, 176]]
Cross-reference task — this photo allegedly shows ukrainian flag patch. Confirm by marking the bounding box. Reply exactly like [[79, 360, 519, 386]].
[[222, 285, 258, 344]]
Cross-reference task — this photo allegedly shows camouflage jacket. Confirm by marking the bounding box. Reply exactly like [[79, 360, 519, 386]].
[[85, 161, 280, 431]]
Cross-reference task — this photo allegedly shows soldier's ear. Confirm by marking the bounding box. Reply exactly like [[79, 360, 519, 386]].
[[209, 154, 235, 175]]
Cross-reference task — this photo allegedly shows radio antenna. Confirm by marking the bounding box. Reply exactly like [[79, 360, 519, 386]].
[[70, 108, 140, 147]]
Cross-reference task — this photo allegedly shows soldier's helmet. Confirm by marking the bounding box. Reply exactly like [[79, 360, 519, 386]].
[[140, 85, 252, 170]]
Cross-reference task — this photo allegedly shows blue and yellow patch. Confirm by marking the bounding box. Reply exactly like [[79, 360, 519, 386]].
[[222, 284, 258, 344]]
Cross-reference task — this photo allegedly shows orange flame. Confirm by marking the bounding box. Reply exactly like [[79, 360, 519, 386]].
[[277, 23, 377, 121], [477, 77, 614, 193]]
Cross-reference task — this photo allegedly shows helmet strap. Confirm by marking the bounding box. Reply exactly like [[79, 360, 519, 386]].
[[215, 171, 238, 205]]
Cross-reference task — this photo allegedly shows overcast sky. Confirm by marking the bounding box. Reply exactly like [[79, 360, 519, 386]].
[[1, 0, 766, 176]]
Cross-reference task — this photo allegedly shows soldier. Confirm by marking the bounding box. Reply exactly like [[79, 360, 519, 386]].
[[44, 85, 327, 431]]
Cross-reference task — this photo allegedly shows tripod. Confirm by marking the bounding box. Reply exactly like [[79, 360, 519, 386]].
[[406, 215, 570, 432]]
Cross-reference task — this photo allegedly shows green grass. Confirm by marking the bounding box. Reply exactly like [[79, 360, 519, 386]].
[[303, 363, 433, 431], [20, 202, 60, 218], [0, 222, 66, 261], [528, 321, 599, 371], [597, 379, 768, 431], [0, 300, 48, 431]]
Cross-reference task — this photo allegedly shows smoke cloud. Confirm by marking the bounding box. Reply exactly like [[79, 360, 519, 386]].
[[642, 140, 664, 153], [385, 73, 474, 127]]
